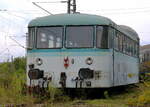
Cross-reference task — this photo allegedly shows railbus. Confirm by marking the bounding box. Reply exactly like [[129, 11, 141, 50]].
[[27, 13, 139, 89]]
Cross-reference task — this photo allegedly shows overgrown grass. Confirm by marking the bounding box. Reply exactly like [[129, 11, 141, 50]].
[[0, 57, 70, 106], [0, 57, 150, 107], [0, 57, 35, 105], [84, 81, 150, 107], [127, 81, 150, 106]]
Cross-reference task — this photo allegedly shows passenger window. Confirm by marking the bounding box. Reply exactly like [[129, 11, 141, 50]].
[[108, 27, 114, 48], [131, 41, 134, 56], [126, 38, 130, 55], [133, 42, 136, 56], [118, 32, 123, 52], [123, 35, 126, 53], [114, 34, 119, 51], [97, 26, 108, 49], [135, 43, 139, 57], [113, 30, 139, 57]]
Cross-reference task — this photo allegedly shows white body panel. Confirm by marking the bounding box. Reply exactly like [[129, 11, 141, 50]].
[[114, 51, 139, 86], [27, 49, 139, 88]]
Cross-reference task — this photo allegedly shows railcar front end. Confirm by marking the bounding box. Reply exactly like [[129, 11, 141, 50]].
[[26, 14, 139, 89]]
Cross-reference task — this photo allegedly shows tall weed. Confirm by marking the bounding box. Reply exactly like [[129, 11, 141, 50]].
[[0, 57, 34, 105]]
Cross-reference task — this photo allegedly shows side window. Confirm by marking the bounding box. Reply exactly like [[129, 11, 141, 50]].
[[129, 39, 133, 56], [97, 26, 108, 49], [125, 36, 128, 55], [128, 39, 132, 56], [133, 41, 136, 56], [127, 39, 136, 57], [118, 32, 123, 52], [131, 41, 134, 56], [135, 43, 139, 57], [113, 30, 139, 57], [28, 28, 35, 49], [126, 38, 130, 55], [125, 37, 128, 54], [114, 31, 119, 51], [115, 35, 118, 50], [108, 27, 114, 48], [122, 35, 126, 53]]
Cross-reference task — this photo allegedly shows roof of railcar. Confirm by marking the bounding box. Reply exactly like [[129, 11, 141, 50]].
[[117, 25, 139, 41], [28, 13, 115, 26], [28, 13, 139, 41]]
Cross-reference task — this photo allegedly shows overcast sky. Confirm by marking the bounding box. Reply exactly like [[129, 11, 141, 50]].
[[0, 0, 150, 61]]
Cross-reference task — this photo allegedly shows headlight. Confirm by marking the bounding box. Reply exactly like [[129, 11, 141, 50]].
[[36, 58, 43, 66], [86, 57, 93, 65]]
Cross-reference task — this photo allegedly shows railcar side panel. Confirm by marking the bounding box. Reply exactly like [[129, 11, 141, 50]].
[[114, 51, 139, 86]]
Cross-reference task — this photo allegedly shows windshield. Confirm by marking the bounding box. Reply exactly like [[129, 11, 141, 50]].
[[66, 26, 94, 48], [37, 27, 63, 48]]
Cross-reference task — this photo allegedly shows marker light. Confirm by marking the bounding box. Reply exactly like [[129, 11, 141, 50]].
[[86, 57, 93, 65], [36, 58, 43, 66]]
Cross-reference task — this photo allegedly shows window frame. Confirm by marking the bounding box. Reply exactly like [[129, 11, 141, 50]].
[[28, 27, 35, 49], [65, 25, 95, 49], [36, 26, 64, 49], [96, 25, 109, 49], [114, 32, 119, 51], [108, 27, 114, 49], [112, 28, 139, 58]]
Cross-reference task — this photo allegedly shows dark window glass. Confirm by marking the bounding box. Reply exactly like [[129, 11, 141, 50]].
[[108, 27, 114, 48], [118, 32, 123, 52], [135, 43, 139, 57], [97, 26, 108, 48], [37, 27, 63, 49], [134, 42, 137, 57], [129, 39, 132, 56], [126, 38, 129, 55], [123, 35, 126, 53], [112, 29, 139, 57], [66, 26, 93, 48], [114, 34, 119, 50], [131, 41, 134, 56], [28, 28, 35, 49]]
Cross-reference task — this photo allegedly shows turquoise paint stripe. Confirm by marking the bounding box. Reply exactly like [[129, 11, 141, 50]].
[[28, 52, 111, 57], [27, 49, 112, 57], [27, 48, 112, 53]]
